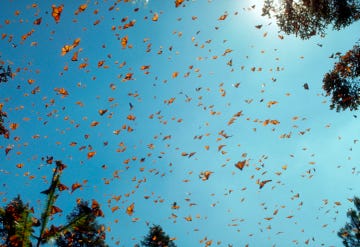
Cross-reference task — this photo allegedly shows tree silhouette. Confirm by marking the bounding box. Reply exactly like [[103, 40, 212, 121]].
[[262, 0, 360, 111], [0, 63, 12, 138], [0, 107, 9, 139], [140, 225, 177, 247], [55, 201, 107, 247], [323, 44, 360, 111], [262, 0, 360, 40], [0, 160, 107, 246], [0, 64, 12, 83], [338, 196, 360, 247]]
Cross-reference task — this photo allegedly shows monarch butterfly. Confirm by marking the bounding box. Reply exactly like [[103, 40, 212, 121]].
[[51, 5, 64, 23], [235, 160, 246, 170], [75, 4, 87, 15], [54, 88, 69, 96], [172, 71, 179, 78], [152, 13, 159, 21], [92, 199, 100, 209], [126, 203, 135, 215], [140, 65, 150, 70], [33, 17, 42, 25], [98, 109, 107, 116], [57, 183, 69, 191], [71, 182, 82, 193], [199, 171, 213, 181], [87, 151, 96, 159], [111, 206, 119, 213], [218, 13, 228, 21], [92, 200, 104, 217], [9, 123, 18, 130], [121, 35, 128, 48], [71, 51, 78, 61], [97, 60, 105, 67], [175, 0, 184, 7], [16, 163, 24, 168], [184, 216, 192, 221], [50, 206, 63, 215], [258, 179, 272, 189]]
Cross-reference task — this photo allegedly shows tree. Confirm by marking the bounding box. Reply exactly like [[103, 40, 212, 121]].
[[262, 0, 360, 111], [338, 196, 360, 247], [55, 201, 107, 247], [262, 0, 360, 40], [0, 63, 12, 138], [0, 196, 39, 246], [140, 225, 177, 247], [323, 44, 360, 111], [0, 106, 9, 139], [0, 64, 12, 83], [0, 160, 107, 246]]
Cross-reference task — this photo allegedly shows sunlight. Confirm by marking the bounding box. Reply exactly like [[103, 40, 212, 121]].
[[131, 0, 149, 5]]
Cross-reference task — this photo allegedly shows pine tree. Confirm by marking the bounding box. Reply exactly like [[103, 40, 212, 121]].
[[338, 196, 360, 247], [0, 159, 107, 246], [0, 196, 39, 246], [140, 225, 177, 247], [0, 64, 12, 83], [323, 44, 360, 111], [55, 201, 107, 247]]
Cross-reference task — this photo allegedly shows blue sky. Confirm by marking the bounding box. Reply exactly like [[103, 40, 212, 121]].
[[0, 0, 359, 246]]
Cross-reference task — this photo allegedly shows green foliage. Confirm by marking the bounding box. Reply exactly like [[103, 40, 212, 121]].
[[0, 160, 107, 247], [0, 196, 38, 247], [338, 197, 360, 247], [323, 45, 360, 111], [140, 225, 177, 247], [262, 0, 360, 39]]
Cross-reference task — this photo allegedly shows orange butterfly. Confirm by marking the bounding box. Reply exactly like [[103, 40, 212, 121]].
[[172, 71, 179, 78], [57, 183, 69, 191], [123, 73, 133, 81], [75, 4, 87, 15], [175, 0, 184, 7], [199, 171, 213, 181], [51, 4, 64, 23], [16, 163, 24, 168], [54, 88, 69, 97], [126, 203, 135, 215], [258, 179, 272, 189], [92, 199, 100, 209], [87, 151, 96, 159], [9, 123, 18, 130], [152, 13, 159, 21], [218, 13, 228, 21], [235, 160, 246, 170], [98, 109, 108, 116], [111, 206, 119, 213], [97, 60, 105, 67], [51, 206, 63, 215], [71, 51, 78, 61], [121, 35, 128, 48], [71, 182, 82, 193], [33, 17, 42, 25], [92, 200, 104, 217]]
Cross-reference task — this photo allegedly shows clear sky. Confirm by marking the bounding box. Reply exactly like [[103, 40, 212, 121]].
[[0, 0, 359, 246]]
